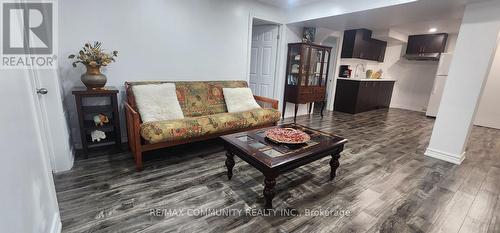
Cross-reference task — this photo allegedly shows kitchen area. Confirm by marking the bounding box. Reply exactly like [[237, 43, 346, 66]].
[[332, 28, 454, 116], [330, 25, 500, 130], [283, 1, 500, 131]]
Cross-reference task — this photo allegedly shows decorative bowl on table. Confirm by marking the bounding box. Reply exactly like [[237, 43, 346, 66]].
[[265, 128, 311, 144]]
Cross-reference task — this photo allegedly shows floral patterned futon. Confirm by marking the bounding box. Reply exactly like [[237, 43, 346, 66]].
[[128, 81, 280, 144], [140, 108, 280, 143]]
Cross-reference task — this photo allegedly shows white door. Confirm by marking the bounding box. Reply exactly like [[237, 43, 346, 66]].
[[249, 25, 279, 98], [0, 69, 61, 232]]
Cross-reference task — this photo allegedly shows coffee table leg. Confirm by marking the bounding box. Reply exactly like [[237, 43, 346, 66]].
[[225, 151, 235, 180], [330, 153, 341, 181], [264, 176, 277, 209]]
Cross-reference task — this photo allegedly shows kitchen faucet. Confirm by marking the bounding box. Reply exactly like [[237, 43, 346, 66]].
[[354, 63, 365, 79]]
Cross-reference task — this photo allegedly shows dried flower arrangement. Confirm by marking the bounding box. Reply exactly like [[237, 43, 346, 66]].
[[68, 41, 118, 68]]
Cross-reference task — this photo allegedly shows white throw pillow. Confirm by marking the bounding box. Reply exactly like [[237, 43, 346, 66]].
[[132, 83, 184, 122], [223, 87, 261, 113]]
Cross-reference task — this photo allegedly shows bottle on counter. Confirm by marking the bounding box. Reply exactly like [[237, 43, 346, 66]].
[[372, 69, 383, 79], [366, 69, 373, 79]]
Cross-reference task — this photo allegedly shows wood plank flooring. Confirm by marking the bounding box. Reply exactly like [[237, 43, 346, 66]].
[[54, 108, 500, 233]]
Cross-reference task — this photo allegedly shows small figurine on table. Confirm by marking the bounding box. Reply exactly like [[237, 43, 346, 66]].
[[93, 113, 109, 126], [91, 130, 106, 142]]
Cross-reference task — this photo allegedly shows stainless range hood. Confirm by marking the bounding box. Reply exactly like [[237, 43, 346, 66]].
[[405, 53, 441, 61]]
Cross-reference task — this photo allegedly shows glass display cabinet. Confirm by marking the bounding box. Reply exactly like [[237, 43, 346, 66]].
[[283, 42, 332, 121]]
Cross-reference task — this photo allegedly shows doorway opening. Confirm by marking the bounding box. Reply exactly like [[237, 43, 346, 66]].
[[248, 18, 282, 99], [321, 36, 340, 111]]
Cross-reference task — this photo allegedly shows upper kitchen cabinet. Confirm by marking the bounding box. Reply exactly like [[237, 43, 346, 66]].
[[405, 33, 448, 60], [341, 29, 387, 62]]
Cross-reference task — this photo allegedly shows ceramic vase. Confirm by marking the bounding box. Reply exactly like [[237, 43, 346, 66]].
[[81, 65, 106, 89]]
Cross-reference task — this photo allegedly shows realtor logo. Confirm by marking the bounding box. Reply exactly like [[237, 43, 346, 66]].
[[1, 1, 57, 69]]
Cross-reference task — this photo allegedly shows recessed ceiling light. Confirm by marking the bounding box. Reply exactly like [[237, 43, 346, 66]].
[[429, 28, 437, 33]]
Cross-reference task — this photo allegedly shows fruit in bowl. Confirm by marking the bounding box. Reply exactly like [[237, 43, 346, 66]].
[[265, 128, 311, 144]]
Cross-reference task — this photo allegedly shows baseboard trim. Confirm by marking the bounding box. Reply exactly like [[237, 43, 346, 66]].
[[425, 148, 465, 165], [389, 104, 426, 113], [49, 213, 62, 233]]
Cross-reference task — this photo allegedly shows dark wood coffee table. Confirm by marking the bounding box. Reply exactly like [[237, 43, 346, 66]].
[[221, 123, 347, 209]]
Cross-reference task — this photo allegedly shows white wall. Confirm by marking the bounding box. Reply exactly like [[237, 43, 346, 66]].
[[426, 0, 500, 164], [59, 0, 284, 147], [59, 0, 425, 146], [58, 0, 430, 146], [0, 70, 61, 233], [475, 40, 500, 129], [337, 34, 458, 112], [370, 44, 439, 112]]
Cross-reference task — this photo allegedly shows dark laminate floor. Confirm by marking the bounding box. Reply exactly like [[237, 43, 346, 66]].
[[54, 109, 500, 233]]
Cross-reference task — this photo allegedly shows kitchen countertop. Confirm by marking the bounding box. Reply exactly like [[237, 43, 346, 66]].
[[337, 77, 397, 82]]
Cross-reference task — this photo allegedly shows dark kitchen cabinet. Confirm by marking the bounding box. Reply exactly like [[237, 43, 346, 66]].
[[334, 79, 396, 114], [341, 29, 387, 62], [373, 39, 387, 62], [377, 82, 395, 108], [406, 33, 448, 54]]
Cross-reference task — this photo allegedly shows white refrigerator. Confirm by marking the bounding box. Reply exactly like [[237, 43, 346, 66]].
[[426, 53, 453, 117]]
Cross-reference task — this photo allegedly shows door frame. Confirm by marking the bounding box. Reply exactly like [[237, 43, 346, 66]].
[[246, 15, 284, 100]]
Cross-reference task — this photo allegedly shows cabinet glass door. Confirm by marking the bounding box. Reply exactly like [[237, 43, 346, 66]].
[[300, 45, 309, 86], [308, 47, 322, 86], [321, 50, 330, 86], [287, 45, 301, 86]]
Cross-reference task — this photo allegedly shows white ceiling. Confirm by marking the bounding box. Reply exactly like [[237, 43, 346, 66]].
[[288, 0, 468, 35], [256, 0, 324, 8], [391, 19, 462, 35]]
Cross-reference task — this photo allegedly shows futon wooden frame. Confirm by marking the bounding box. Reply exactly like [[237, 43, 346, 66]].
[[124, 82, 279, 171]]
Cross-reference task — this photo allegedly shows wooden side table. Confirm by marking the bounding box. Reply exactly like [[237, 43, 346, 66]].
[[72, 87, 122, 157]]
